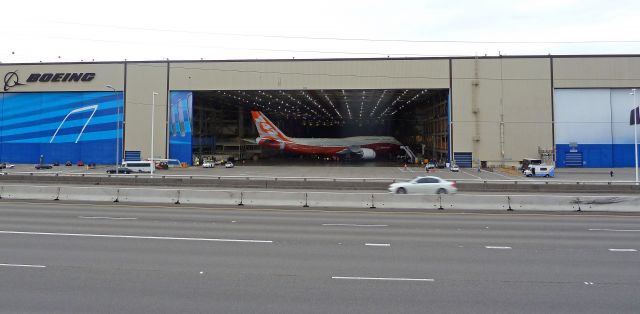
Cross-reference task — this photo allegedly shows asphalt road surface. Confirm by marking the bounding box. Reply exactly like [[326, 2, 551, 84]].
[[1, 201, 639, 313]]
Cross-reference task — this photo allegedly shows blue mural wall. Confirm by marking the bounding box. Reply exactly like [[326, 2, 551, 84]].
[[554, 89, 639, 167], [168, 91, 192, 165], [0, 92, 123, 164]]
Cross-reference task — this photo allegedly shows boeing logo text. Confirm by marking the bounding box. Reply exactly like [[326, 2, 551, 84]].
[[3, 71, 96, 91], [27, 72, 95, 83]]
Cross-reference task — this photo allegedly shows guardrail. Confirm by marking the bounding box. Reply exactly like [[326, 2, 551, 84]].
[[3, 170, 640, 186], [1, 184, 639, 212]]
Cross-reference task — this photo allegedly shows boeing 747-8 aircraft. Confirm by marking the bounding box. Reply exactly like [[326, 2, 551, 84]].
[[251, 111, 402, 159]]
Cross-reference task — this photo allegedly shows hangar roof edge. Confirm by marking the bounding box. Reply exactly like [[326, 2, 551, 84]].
[[2, 54, 640, 66]]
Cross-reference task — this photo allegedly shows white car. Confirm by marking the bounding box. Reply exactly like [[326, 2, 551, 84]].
[[388, 176, 457, 195], [450, 164, 459, 172], [224, 161, 234, 168], [202, 161, 215, 168], [424, 163, 436, 171]]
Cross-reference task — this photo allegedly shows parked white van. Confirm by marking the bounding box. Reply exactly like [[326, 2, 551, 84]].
[[121, 161, 153, 173], [524, 164, 555, 178]]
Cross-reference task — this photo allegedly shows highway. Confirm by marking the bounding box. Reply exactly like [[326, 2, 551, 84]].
[[1, 201, 639, 313]]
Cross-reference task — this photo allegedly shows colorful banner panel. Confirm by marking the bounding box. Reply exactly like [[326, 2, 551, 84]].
[[169, 91, 193, 165], [0, 92, 122, 164]]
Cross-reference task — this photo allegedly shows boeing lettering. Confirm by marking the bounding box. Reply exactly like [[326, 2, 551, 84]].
[[3, 71, 97, 91], [26, 72, 95, 83]]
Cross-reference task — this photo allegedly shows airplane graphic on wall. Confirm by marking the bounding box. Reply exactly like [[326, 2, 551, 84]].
[[251, 111, 402, 159]]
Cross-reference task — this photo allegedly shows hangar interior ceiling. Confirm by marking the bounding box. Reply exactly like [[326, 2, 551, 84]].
[[192, 89, 449, 162]]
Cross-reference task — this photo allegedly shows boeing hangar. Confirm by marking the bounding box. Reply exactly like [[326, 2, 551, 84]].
[[1, 55, 640, 168]]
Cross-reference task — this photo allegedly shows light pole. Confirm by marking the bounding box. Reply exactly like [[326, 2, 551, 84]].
[[151, 92, 158, 176], [632, 89, 639, 185], [106, 85, 119, 174]]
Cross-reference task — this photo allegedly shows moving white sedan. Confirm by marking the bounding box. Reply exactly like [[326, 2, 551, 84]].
[[388, 176, 457, 194]]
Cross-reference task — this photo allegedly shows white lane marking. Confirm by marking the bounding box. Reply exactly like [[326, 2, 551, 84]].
[[0, 230, 272, 244], [78, 216, 137, 220], [398, 167, 421, 173], [332, 276, 434, 282], [485, 246, 512, 249], [322, 224, 388, 227], [365, 243, 391, 247], [608, 249, 637, 252], [584, 281, 594, 285], [0, 263, 46, 268], [589, 228, 640, 232], [481, 170, 516, 179], [461, 169, 482, 179]]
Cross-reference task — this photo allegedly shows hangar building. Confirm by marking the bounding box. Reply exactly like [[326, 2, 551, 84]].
[[1, 55, 640, 168]]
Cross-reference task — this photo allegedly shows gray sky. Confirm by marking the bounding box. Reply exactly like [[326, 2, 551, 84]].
[[2, 0, 640, 63]]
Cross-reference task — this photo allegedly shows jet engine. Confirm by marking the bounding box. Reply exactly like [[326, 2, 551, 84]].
[[358, 148, 376, 159]]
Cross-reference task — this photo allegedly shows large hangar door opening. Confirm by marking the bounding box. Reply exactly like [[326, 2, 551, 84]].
[[191, 89, 449, 165]]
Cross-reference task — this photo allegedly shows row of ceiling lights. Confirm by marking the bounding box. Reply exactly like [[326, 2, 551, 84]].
[[213, 89, 429, 123]]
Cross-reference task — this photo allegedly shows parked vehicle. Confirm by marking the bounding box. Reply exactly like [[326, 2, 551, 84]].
[[520, 158, 542, 172], [121, 161, 153, 173], [202, 161, 215, 168], [155, 162, 169, 170], [388, 176, 457, 195], [35, 164, 53, 170], [450, 164, 460, 172], [524, 164, 555, 177], [424, 163, 436, 171], [224, 161, 234, 168], [106, 167, 132, 174]]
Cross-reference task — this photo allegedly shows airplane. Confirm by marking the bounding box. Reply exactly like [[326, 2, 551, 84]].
[[251, 111, 402, 159]]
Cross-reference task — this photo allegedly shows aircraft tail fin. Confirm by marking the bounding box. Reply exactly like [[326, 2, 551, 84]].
[[251, 111, 291, 142]]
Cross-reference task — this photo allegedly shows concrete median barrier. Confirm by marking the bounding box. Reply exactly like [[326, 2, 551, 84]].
[[116, 187, 179, 204], [1, 185, 60, 201], [2, 182, 639, 213], [240, 191, 306, 207], [566, 195, 640, 212], [178, 189, 241, 206], [58, 186, 118, 202], [441, 194, 511, 211], [371, 193, 441, 210], [509, 195, 578, 211], [306, 192, 373, 208]]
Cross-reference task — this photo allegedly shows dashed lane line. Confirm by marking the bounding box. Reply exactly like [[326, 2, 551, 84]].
[[365, 243, 391, 247], [589, 228, 640, 232], [322, 224, 388, 227], [78, 216, 137, 220], [332, 276, 434, 282], [0, 263, 46, 268], [0, 230, 273, 244]]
